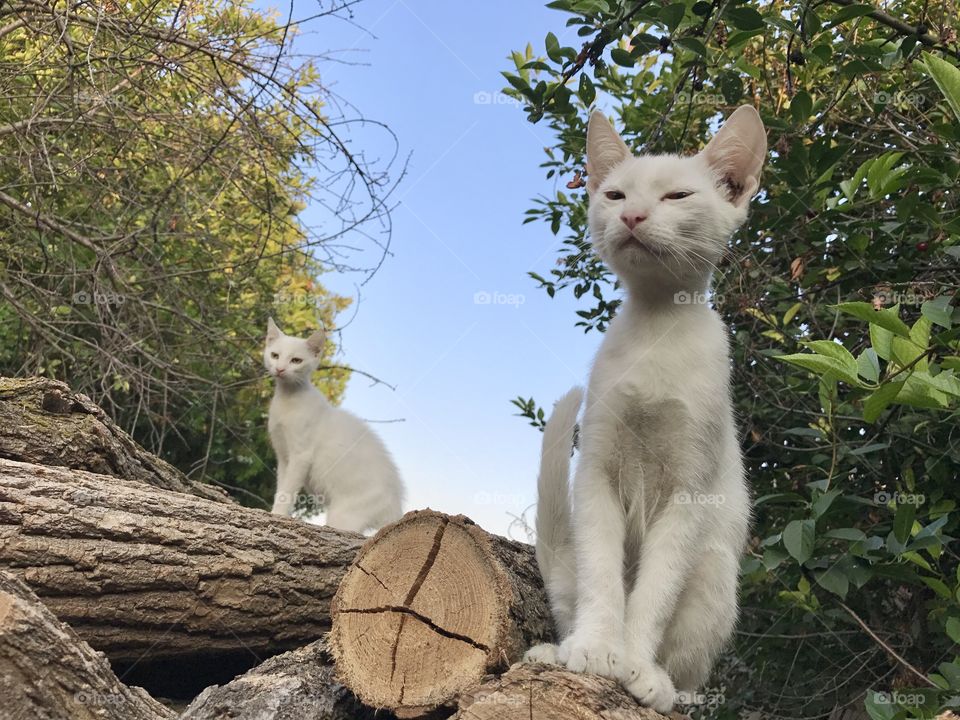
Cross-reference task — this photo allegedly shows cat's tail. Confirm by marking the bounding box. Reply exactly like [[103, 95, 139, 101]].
[[534, 386, 582, 585]]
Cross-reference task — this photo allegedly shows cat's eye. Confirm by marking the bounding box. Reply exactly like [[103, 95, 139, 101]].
[[270, 352, 279, 359], [663, 191, 693, 200], [290, 358, 302, 364], [604, 190, 625, 200]]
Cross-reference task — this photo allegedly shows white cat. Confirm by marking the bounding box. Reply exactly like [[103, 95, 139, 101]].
[[263, 318, 404, 533], [524, 106, 766, 713]]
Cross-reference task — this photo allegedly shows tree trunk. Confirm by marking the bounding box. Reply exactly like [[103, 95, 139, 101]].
[[452, 663, 673, 720], [0, 456, 363, 663], [182, 639, 390, 720], [328, 510, 555, 718], [0, 569, 174, 720], [0, 376, 230, 503]]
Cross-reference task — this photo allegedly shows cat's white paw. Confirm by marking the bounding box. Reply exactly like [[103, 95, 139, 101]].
[[621, 660, 676, 714], [522, 643, 560, 664], [557, 633, 623, 679]]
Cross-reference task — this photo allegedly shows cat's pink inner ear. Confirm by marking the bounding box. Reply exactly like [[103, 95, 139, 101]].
[[702, 105, 767, 207], [586, 111, 630, 192], [266, 317, 280, 342], [306, 330, 325, 356]]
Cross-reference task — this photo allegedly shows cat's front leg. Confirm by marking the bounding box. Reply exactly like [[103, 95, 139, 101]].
[[620, 498, 702, 712], [271, 458, 308, 515], [556, 454, 627, 680]]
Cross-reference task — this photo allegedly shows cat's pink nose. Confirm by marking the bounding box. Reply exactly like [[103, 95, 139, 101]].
[[620, 213, 647, 230], [276, 367, 286, 376]]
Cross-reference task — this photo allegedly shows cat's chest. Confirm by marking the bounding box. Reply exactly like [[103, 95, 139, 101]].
[[268, 395, 324, 443], [590, 307, 727, 401]]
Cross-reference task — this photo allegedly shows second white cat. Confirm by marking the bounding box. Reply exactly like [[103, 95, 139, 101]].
[[525, 106, 766, 712], [264, 318, 404, 533]]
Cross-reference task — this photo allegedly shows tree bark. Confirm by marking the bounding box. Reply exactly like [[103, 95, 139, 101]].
[[182, 639, 389, 720], [328, 510, 555, 718], [0, 456, 364, 663], [0, 376, 229, 503], [0, 569, 174, 720], [452, 663, 674, 720]]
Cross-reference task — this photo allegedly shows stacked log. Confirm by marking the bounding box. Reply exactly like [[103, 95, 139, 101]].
[[0, 376, 673, 720]]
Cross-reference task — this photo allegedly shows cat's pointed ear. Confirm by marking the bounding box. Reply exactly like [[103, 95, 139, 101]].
[[266, 317, 281, 343], [702, 105, 767, 208], [586, 111, 630, 193], [306, 329, 325, 357]]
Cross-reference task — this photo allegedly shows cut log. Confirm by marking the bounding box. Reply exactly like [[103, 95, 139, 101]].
[[329, 509, 554, 718], [0, 456, 363, 663], [0, 376, 229, 503], [0, 569, 174, 720], [452, 663, 675, 720], [182, 639, 387, 720]]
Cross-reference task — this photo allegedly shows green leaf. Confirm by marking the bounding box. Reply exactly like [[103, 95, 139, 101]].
[[778, 352, 862, 387], [898, 372, 950, 409], [812, 489, 842, 519], [658, 3, 686, 32], [827, 3, 876, 26], [783, 519, 815, 565], [610, 47, 635, 67], [545, 32, 563, 63], [674, 37, 708, 56], [857, 348, 880, 383], [824, 528, 867, 541], [814, 564, 849, 598], [921, 53, 960, 123], [946, 617, 960, 644], [725, 6, 765, 30], [870, 323, 893, 361], [921, 295, 954, 329], [578, 73, 596, 105], [893, 501, 916, 543], [862, 381, 905, 422], [835, 302, 911, 337], [791, 91, 813, 123], [865, 691, 898, 720]]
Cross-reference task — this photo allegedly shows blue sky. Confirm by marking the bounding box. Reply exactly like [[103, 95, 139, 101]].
[[268, 0, 601, 537]]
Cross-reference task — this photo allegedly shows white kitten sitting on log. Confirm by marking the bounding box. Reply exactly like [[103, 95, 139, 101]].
[[263, 318, 404, 533], [524, 106, 766, 713]]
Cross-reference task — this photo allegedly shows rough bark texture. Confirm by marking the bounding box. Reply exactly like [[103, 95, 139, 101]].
[[329, 510, 554, 718], [452, 663, 677, 720], [182, 639, 390, 720], [0, 569, 174, 720], [0, 456, 364, 663], [0, 376, 229, 503]]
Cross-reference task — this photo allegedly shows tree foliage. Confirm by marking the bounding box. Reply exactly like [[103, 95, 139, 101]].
[[506, 1, 959, 717], [0, 0, 400, 505]]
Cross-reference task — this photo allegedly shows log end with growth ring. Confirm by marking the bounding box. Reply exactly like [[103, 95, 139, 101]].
[[329, 510, 552, 717]]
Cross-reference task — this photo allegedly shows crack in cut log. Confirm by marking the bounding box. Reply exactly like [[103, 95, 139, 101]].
[[403, 516, 447, 605], [339, 605, 491, 652], [329, 510, 555, 717]]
